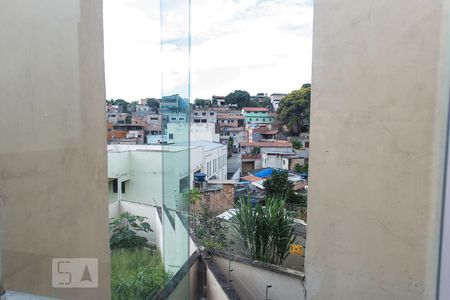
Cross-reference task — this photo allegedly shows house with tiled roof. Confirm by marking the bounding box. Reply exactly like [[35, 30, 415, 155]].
[[241, 107, 273, 126]]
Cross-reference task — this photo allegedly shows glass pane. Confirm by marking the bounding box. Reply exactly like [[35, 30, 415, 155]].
[[160, 0, 192, 295]]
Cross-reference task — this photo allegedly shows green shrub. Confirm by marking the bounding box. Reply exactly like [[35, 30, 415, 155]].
[[190, 202, 228, 250], [231, 198, 296, 265], [111, 248, 168, 300], [291, 139, 303, 149], [294, 163, 308, 173], [109, 212, 152, 250]]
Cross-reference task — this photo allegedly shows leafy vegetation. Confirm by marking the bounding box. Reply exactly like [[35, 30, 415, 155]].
[[231, 198, 296, 265], [263, 170, 296, 204], [187, 188, 202, 204], [109, 212, 152, 250], [291, 138, 303, 149], [146, 99, 160, 111], [194, 98, 212, 108], [277, 84, 311, 134], [106, 99, 130, 113], [111, 248, 168, 300], [225, 90, 251, 107], [294, 163, 308, 174], [190, 202, 228, 250]]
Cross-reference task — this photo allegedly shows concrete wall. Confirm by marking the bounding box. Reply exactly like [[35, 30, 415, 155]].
[[214, 255, 305, 300], [192, 183, 235, 216], [0, 0, 110, 298], [118, 201, 163, 251], [261, 152, 283, 169], [306, 0, 450, 299], [205, 267, 229, 300], [190, 123, 220, 143]]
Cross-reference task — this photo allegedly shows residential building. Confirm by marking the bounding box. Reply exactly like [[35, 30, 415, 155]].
[[146, 122, 219, 144], [191, 141, 228, 180], [190, 123, 220, 143], [250, 93, 269, 103], [135, 104, 151, 112], [212, 95, 226, 106], [261, 151, 297, 169], [192, 109, 217, 123], [109, 124, 145, 144], [241, 154, 262, 174], [282, 155, 308, 172], [270, 93, 287, 111], [217, 113, 245, 128], [160, 94, 189, 114], [107, 112, 128, 124], [240, 141, 293, 154], [241, 107, 274, 126], [219, 128, 247, 149], [163, 113, 188, 124], [217, 113, 246, 148], [107, 142, 227, 205], [139, 97, 159, 105], [248, 127, 278, 142]]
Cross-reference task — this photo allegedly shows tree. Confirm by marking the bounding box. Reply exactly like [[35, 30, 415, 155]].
[[125, 115, 132, 124], [294, 163, 308, 174], [263, 170, 292, 199], [263, 169, 304, 208], [190, 202, 228, 250], [231, 198, 295, 265], [194, 98, 211, 108], [225, 90, 250, 107], [277, 85, 311, 134], [227, 136, 234, 157], [291, 138, 303, 149], [109, 212, 152, 250], [146, 99, 160, 111], [185, 188, 201, 204]]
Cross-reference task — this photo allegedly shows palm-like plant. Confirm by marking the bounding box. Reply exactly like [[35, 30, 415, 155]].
[[231, 198, 296, 265]]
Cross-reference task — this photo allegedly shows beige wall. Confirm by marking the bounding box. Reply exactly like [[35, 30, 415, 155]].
[[214, 256, 305, 300], [205, 267, 229, 300], [306, 0, 450, 299], [0, 0, 110, 298]]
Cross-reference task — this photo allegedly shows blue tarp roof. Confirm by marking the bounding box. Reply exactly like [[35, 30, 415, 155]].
[[254, 168, 273, 178]]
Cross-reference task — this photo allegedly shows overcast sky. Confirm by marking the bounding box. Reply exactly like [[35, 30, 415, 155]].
[[103, 0, 313, 101]]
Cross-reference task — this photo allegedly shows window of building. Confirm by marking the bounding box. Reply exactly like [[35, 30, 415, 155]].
[[179, 176, 189, 194], [169, 134, 173, 139], [112, 180, 126, 194], [202, 112, 206, 116], [210, 112, 214, 116]]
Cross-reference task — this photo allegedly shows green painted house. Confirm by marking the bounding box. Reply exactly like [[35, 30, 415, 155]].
[[241, 107, 273, 125]]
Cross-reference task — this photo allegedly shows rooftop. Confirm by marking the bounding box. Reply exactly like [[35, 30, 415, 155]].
[[240, 175, 263, 182], [242, 107, 270, 112], [240, 141, 293, 148], [107, 144, 194, 153], [217, 114, 244, 119], [254, 128, 278, 134]]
